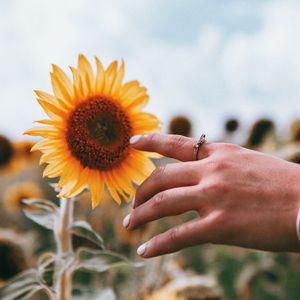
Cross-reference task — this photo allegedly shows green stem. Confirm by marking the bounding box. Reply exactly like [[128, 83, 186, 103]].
[[54, 198, 74, 300]]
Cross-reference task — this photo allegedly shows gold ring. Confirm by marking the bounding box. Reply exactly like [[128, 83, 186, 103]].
[[193, 134, 207, 160]]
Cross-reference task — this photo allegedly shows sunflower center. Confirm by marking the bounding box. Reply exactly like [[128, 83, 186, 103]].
[[66, 97, 132, 170], [87, 114, 121, 145]]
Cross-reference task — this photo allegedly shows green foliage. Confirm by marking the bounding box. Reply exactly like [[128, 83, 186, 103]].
[[0, 270, 51, 300], [73, 287, 116, 300], [71, 221, 105, 249], [22, 198, 58, 230], [73, 248, 133, 274]]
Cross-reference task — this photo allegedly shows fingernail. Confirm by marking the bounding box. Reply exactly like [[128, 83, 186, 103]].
[[122, 214, 131, 228], [137, 242, 147, 256], [131, 196, 135, 208], [130, 135, 142, 144]]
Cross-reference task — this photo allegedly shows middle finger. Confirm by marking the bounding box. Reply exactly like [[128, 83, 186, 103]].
[[134, 161, 201, 208]]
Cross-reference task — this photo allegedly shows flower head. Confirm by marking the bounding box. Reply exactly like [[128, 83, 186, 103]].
[[168, 115, 192, 137], [25, 55, 160, 208], [0, 135, 14, 168], [3, 182, 43, 215]]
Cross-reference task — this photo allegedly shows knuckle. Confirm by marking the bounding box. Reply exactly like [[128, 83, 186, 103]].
[[151, 165, 167, 181], [135, 186, 143, 201], [167, 227, 180, 243], [211, 180, 229, 195], [147, 133, 159, 144], [208, 211, 228, 241], [222, 143, 241, 152], [169, 135, 187, 150], [201, 179, 230, 198], [152, 192, 166, 210], [208, 158, 229, 172]]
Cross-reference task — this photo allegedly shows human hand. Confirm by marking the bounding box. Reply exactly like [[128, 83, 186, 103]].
[[123, 133, 300, 257]]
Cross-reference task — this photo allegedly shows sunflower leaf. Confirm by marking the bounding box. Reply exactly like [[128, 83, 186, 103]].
[[22, 198, 59, 230], [71, 220, 105, 249], [38, 252, 56, 286], [73, 248, 134, 273], [73, 287, 116, 300], [0, 269, 43, 300]]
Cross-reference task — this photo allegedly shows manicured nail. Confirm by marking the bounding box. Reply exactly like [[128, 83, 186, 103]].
[[122, 214, 131, 228], [130, 135, 142, 144], [137, 242, 147, 256], [131, 196, 135, 208]]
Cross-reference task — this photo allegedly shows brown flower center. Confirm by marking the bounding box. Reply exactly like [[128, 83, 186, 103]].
[[66, 97, 132, 170]]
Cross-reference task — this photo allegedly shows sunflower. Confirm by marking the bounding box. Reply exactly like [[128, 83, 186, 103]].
[[0, 135, 14, 168], [25, 55, 160, 208], [0, 229, 37, 281], [168, 115, 192, 137], [3, 181, 43, 215], [14, 140, 39, 160]]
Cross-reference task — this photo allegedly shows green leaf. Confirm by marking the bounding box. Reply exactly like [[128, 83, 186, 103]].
[[0, 269, 41, 300], [74, 248, 133, 273], [22, 198, 58, 230], [71, 220, 105, 249], [38, 252, 55, 286], [73, 288, 116, 300]]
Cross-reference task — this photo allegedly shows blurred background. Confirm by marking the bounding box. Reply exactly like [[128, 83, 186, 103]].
[[1, 0, 300, 299]]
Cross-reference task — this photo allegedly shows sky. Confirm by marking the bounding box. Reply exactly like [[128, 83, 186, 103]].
[[1, 0, 300, 141]]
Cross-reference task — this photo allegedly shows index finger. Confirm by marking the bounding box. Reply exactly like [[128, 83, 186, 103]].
[[130, 133, 215, 161]]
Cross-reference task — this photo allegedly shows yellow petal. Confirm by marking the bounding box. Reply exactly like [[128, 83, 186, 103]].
[[34, 90, 58, 105], [131, 112, 161, 134], [112, 167, 135, 203], [89, 170, 104, 209], [95, 56, 105, 94], [78, 54, 95, 93], [118, 80, 140, 98], [57, 159, 82, 195], [37, 99, 66, 121], [50, 73, 74, 107], [24, 126, 62, 138], [35, 119, 66, 130], [103, 61, 117, 95], [126, 150, 155, 183], [43, 161, 67, 178], [105, 172, 121, 205], [59, 175, 83, 199], [70, 66, 84, 101], [110, 59, 125, 97], [63, 167, 90, 198], [30, 138, 58, 152], [129, 96, 149, 112], [40, 150, 70, 165], [52, 64, 74, 99], [120, 85, 147, 103]]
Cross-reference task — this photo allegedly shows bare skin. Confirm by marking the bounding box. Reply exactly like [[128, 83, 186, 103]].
[[124, 133, 300, 258]]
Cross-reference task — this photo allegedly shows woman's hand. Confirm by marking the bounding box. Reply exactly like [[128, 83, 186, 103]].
[[124, 133, 300, 257]]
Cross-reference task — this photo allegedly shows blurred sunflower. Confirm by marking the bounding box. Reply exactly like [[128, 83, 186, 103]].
[[290, 119, 300, 142], [14, 140, 39, 160], [25, 55, 160, 207], [0, 229, 36, 281], [168, 115, 192, 137], [3, 182, 43, 215], [0, 135, 14, 168]]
